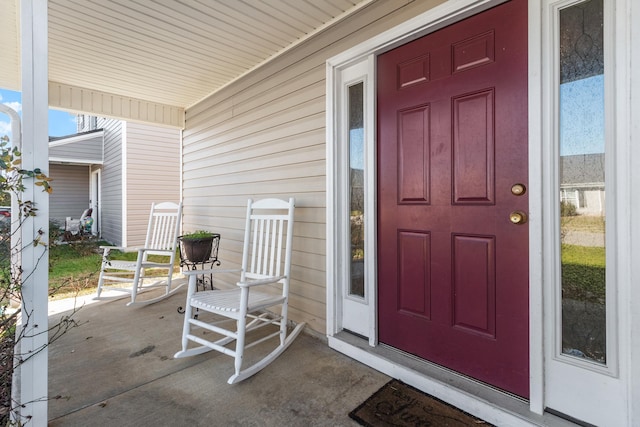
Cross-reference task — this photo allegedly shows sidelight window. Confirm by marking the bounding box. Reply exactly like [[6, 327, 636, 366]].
[[558, 0, 607, 365]]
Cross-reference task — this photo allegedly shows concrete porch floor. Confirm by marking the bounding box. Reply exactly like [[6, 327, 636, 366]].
[[47, 289, 390, 426]]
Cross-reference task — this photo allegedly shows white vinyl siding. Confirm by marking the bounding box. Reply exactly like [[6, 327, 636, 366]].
[[99, 117, 123, 245], [124, 122, 181, 247], [182, 0, 446, 334], [48, 164, 90, 227]]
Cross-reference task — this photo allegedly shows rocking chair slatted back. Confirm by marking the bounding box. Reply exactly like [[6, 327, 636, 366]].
[[145, 201, 182, 255], [243, 199, 294, 283]]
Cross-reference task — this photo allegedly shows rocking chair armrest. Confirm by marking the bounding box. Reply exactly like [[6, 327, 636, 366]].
[[237, 276, 286, 288], [183, 268, 242, 295], [135, 247, 174, 253], [182, 268, 241, 277], [99, 245, 129, 252], [100, 246, 172, 253]]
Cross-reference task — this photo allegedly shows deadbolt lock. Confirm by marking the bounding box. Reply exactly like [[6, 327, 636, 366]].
[[509, 211, 528, 225], [511, 183, 526, 196]]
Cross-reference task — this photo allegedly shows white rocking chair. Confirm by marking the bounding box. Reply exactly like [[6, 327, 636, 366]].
[[96, 201, 183, 306], [174, 197, 305, 384]]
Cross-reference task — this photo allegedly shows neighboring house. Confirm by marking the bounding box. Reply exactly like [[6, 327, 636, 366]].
[[5, 0, 640, 426], [48, 129, 103, 233], [48, 117, 180, 246], [560, 153, 606, 216]]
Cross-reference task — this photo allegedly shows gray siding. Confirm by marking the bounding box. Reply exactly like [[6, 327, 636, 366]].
[[49, 135, 103, 163], [49, 164, 90, 227], [124, 122, 181, 247], [182, 1, 442, 333], [99, 117, 123, 246]]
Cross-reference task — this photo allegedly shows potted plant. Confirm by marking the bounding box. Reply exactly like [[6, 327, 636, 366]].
[[178, 230, 216, 263]]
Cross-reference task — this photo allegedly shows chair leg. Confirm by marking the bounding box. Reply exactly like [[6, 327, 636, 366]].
[[130, 258, 144, 305], [180, 299, 194, 354], [279, 300, 289, 346], [233, 317, 247, 379], [95, 248, 109, 298], [96, 270, 104, 298], [165, 263, 174, 295]]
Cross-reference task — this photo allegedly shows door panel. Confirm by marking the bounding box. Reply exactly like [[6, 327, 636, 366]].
[[452, 90, 494, 204], [397, 230, 431, 318], [452, 234, 496, 337], [398, 106, 430, 204], [377, 0, 529, 398]]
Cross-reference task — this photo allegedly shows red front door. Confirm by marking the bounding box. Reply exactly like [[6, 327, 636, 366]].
[[377, 0, 529, 398]]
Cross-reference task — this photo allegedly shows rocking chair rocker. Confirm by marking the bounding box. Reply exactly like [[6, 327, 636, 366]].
[[174, 197, 305, 384], [96, 201, 183, 306]]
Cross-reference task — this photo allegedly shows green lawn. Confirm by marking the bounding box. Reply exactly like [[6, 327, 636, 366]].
[[48, 239, 179, 299], [561, 243, 605, 302]]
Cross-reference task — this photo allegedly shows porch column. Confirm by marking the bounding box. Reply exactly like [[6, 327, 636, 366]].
[[15, 0, 49, 424]]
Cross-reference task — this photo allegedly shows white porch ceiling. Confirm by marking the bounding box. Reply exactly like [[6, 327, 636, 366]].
[[0, 0, 372, 127]]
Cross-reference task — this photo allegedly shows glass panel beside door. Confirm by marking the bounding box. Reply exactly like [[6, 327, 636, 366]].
[[558, 0, 606, 365], [349, 82, 365, 298]]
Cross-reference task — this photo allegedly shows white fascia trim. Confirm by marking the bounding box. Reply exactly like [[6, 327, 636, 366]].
[[49, 82, 184, 129], [48, 158, 103, 165], [48, 129, 104, 147]]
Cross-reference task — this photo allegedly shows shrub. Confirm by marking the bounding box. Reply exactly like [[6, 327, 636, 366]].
[[560, 200, 578, 217]]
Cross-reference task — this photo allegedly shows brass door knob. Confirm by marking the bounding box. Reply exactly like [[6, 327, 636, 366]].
[[511, 183, 526, 196], [509, 211, 527, 225]]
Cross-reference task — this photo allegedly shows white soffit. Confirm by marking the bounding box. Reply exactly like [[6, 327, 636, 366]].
[[0, 0, 373, 128]]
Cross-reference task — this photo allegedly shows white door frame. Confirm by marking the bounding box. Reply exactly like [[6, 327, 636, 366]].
[[540, 0, 632, 425], [331, 58, 377, 340], [327, 0, 638, 424], [90, 168, 101, 236]]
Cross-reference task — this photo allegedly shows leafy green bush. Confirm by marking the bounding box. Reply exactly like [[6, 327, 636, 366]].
[[560, 200, 578, 217]]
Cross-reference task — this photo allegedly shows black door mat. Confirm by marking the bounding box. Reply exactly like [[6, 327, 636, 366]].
[[349, 379, 493, 426]]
